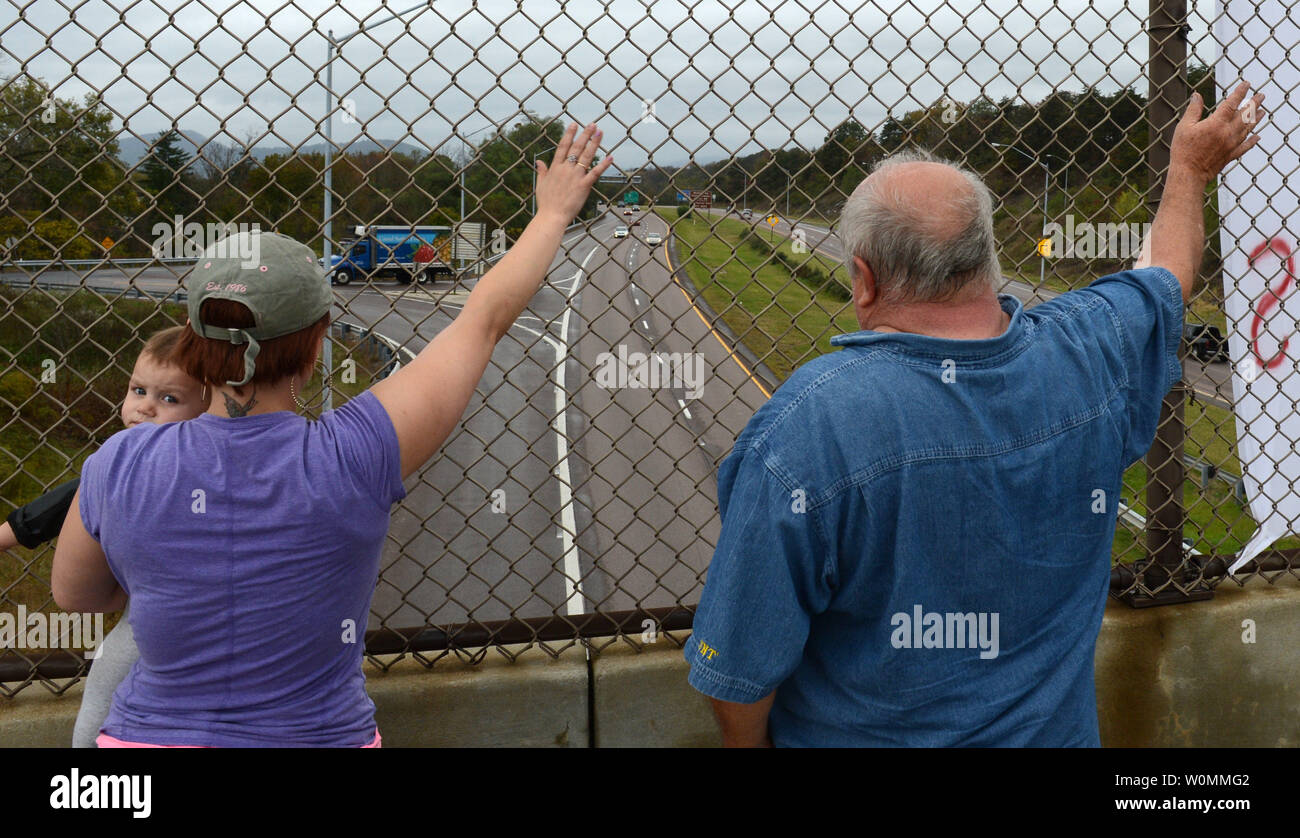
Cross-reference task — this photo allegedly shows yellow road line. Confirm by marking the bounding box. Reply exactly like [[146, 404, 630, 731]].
[[661, 238, 772, 400]]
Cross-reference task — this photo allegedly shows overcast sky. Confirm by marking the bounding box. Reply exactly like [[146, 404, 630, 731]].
[[0, 0, 1223, 168]]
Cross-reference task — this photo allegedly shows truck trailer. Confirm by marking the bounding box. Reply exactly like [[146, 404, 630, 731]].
[[324, 225, 454, 285]]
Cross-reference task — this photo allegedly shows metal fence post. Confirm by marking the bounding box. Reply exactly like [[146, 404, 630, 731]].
[[1128, 0, 1212, 607]]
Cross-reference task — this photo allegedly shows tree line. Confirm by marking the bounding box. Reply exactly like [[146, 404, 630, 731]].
[[0, 65, 1217, 275]]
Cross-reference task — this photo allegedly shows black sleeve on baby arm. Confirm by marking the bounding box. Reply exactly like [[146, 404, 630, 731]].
[[6, 477, 80, 548]]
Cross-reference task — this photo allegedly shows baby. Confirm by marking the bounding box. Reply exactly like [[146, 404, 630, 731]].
[[0, 325, 209, 746]]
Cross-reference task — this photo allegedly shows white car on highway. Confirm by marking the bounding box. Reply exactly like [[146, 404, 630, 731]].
[[646, 233, 662, 245], [613, 226, 628, 238]]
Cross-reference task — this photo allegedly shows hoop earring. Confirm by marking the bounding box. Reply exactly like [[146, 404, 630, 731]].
[[290, 374, 306, 410]]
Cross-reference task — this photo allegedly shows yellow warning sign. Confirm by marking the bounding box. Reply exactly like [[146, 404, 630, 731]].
[[768, 215, 780, 226], [101, 237, 114, 249], [1036, 237, 1052, 258]]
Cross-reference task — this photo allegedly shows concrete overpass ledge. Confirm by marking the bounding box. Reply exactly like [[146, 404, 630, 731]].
[[1096, 578, 1300, 747], [0, 643, 591, 748], [591, 640, 721, 747], [5, 583, 1300, 747], [0, 678, 81, 746], [368, 645, 588, 747]]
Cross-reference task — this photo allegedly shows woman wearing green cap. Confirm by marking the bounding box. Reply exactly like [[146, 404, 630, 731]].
[[51, 122, 612, 747]]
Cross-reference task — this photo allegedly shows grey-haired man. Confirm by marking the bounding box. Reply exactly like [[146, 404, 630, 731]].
[[686, 84, 1263, 746]]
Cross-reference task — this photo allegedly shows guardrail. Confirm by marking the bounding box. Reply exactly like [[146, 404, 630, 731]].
[[1, 257, 198, 269], [0, 273, 190, 304]]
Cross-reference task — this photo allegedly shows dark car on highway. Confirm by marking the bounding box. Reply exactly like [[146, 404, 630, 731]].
[[1184, 323, 1227, 363]]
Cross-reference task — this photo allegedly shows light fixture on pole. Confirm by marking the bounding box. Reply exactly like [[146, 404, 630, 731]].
[[321, 1, 429, 410], [458, 123, 501, 272]]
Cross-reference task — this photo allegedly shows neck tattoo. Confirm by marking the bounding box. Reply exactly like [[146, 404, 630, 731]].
[[222, 389, 258, 418]]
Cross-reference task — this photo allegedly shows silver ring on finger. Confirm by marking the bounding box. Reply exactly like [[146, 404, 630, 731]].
[[566, 154, 579, 164]]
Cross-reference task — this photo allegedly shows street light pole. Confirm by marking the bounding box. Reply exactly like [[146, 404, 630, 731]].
[[992, 142, 1051, 288], [458, 123, 500, 272], [320, 2, 429, 410], [322, 31, 336, 411], [1042, 152, 1068, 215]]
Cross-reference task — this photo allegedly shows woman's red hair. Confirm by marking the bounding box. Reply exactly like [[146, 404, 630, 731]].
[[171, 298, 330, 393]]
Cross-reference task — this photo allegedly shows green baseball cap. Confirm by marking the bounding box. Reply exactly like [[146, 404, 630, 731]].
[[186, 230, 332, 387]]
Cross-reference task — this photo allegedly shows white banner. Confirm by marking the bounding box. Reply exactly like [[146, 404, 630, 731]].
[[1217, 1, 1300, 573]]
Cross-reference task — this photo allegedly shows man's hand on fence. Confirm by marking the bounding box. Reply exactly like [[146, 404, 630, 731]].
[[1147, 82, 1264, 302], [534, 122, 613, 224], [1170, 81, 1264, 185]]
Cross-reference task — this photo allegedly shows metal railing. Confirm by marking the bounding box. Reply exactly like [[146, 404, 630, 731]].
[[0, 0, 1293, 693]]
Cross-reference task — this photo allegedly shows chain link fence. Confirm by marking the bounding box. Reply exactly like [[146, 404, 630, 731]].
[[0, 0, 1291, 695]]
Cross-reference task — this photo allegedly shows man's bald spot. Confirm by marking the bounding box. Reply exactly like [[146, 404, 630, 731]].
[[855, 160, 976, 241]]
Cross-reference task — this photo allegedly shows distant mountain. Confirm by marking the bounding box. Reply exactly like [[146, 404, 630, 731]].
[[116, 131, 433, 166]]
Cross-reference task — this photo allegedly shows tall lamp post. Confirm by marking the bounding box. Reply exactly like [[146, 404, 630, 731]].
[[992, 142, 1053, 288], [458, 123, 501, 272], [1042, 152, 1068, 198], [322, 1, 428, 409]]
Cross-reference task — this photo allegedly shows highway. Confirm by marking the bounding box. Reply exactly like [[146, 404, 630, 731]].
[[3, 212, 770, 632], [336, 211, 770, 628], [3, 205, 1234, 633]]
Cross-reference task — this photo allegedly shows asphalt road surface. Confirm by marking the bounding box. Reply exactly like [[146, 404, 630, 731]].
[[3, 214, 770, 632], [334, 213, 769, 629]]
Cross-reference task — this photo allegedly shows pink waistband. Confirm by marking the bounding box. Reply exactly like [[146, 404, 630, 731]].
[[97, 729, 383, 748]]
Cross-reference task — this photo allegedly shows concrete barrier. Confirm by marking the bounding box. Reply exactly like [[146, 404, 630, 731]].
[[4, 580, 1300, 746], [367, 648, 588, 748], [590, 638, 721, 748], [1095, 579, 1300, 747]]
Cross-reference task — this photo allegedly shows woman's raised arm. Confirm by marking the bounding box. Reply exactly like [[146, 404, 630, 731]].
[[369, 122, 612, 479]]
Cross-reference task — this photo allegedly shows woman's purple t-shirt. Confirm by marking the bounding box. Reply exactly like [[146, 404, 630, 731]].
[[79, 390, 406, 747]]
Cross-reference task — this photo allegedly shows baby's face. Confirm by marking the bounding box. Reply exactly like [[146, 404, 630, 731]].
[[120, 355, 208, 429]]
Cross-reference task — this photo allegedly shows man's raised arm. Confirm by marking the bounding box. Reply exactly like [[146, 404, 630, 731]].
[[1143, 81, 1263, 303]]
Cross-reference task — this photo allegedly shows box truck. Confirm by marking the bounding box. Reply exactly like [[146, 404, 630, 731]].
[[324, 225, 454, 285]]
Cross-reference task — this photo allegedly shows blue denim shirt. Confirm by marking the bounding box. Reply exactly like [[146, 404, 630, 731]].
[[686, 267, 1183, 747]]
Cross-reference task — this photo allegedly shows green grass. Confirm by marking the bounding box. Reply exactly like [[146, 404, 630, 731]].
[[0, 286, 386, 616], [659, 208, 858, 380], [1110, 399, 1294, 562], [782, 212, 837, 230]]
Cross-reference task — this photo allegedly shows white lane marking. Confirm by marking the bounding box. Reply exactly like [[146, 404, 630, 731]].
[[509, 242, 601, 617], [482, 221, 603, 267], [676, 398, 692, 420], [641, 319, 650, 330]]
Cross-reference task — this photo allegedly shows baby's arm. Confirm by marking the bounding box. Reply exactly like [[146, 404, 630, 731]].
[[6, 478, 80, 548], [0, 521, 17, 551]]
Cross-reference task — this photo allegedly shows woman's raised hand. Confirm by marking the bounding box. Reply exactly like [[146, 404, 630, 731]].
[[534, 123, 614, 223]]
